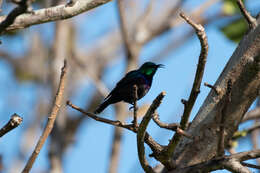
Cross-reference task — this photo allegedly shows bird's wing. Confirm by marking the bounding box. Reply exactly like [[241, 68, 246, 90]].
[[103, 70, 138, 100], [104, 70, 145, 100], [115, 70, 139, 87]]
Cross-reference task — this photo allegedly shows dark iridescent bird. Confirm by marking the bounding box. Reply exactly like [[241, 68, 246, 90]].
[[94, 62, 164, 114]]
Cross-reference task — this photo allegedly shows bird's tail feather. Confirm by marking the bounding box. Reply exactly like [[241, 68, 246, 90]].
[[94, 100, 110, 114]]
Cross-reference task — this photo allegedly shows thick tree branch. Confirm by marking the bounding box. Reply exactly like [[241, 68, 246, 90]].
[[168, 16, 260, 170], [0, 0, 113, 34], [22, 60, 67, 173], [137, 92, 165, 173], [0, 114, 23, 137], [0, 0, 30, 34]]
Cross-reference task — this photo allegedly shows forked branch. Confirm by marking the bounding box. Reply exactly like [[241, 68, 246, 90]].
[[137, 92, 165, 173], [166, 11, 209, 159]]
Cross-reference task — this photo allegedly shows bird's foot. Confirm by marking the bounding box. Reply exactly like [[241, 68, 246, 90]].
[[129, 106, 134, 110], [129, 105, 138, 111]]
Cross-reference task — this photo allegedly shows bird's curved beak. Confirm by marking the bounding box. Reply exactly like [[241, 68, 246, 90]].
[[157, 64, 165, 68]]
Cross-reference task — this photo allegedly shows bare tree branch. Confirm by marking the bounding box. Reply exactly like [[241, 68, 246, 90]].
[[168, 16, 260, 170], [204, 82, 221, 95], [171, 150, 260, 173], [152, 114, 193, 139], [241, 162, 260, 169], [137, 92, 165, 173], [67, 101, 134, 130], [166, 11, 209, 160], [0, 0, 31, 34], [66, 100, 164, 153], [152, 113, 179, 131], [0, 0, 113, 34], [0, 114, 23, 137], [22, 60, 67, 173], [224, 159, 251, 173], [179, 11, 209, 130], [236, 0, 257, 29]]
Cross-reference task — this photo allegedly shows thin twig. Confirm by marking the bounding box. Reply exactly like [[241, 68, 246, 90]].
[[68, 93, 167, 173], [0, 114, 23, 137], [67, 100, 164, 153], [152, 113, 179, 131], [176, 128, 193, 140], [241, 162, 260, 169], [137, 92, 166, 173], [67, 101, 134, 131], [0, 0, 29, 34], [132, 85, 138, 130], [204, 82, 220, 95], [217, 79, 232, 156], [22, 60, 67, 173], [236, 0, 257, 29], [166, 11, 208, 158]]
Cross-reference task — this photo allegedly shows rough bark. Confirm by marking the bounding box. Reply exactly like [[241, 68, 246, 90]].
[[165, 16, 260, 172]]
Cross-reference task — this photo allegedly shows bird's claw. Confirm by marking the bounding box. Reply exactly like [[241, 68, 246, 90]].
[[129, 106, 134, 110], [129, 105, 138, 111]]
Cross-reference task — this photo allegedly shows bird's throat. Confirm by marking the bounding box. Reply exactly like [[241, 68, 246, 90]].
[[143, 69, 154, 76]]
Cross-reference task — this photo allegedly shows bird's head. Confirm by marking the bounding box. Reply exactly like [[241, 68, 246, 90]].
[[139, 62, 164, 76]]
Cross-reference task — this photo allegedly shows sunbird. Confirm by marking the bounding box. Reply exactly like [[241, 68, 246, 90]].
[[94, 62, 164, 114]]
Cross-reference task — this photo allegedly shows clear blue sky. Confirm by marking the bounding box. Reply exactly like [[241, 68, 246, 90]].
[[0, 0, 259, 173]]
